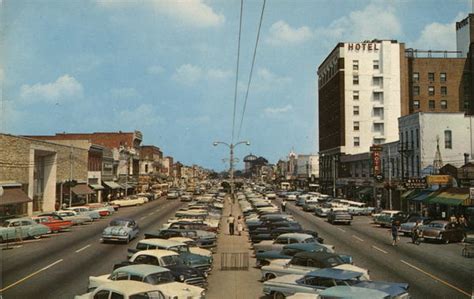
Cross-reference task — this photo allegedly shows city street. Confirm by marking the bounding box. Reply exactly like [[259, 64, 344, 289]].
[[281, 199, 473, 299], [0, 198, 184, 299]]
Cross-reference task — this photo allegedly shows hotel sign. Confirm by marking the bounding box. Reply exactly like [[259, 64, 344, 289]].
[[347, 43, 379, 51], [370, 145, 383, 177]]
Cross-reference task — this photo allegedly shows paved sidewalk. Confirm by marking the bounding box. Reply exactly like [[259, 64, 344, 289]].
[[206, 198, 263, 299]]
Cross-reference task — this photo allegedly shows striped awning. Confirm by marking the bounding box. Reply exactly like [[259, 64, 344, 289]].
[[426, 189, 470, 206], [90, 184, 105, 190], [409, 190, 437, 203], [103, 181, 122, 190]]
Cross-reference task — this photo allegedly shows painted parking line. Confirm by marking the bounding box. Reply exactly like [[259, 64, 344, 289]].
[[75, 244, 91, 253], [139, 216, 147, 220], [351, 235, 364, 242], [0, 259, 63, 292], [400, 260, 471, 297], [372, 245, 388, 254], [337, 228, 346, 233], [148, 212, 154, 216]]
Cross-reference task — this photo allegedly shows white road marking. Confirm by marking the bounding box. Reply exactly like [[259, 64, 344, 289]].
[[139, 216, 147, 220], [400, 260, 471, 297], [372, 245, 388, 254], [75, 244, 91, 253], [148, 212, 154, 216], [0, 259, 63, 292], [352, 235, 364, 242], [337, 228, 346, 233]]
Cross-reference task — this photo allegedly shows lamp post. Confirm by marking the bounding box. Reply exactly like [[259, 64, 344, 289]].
[[213, 140, 250, 203]]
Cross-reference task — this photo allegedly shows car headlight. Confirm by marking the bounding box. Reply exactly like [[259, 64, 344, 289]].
[[179, 275, 185, 281], [203, 271, 208, 278], [200, 290, 206, 298], [120, 231, 128, 236]]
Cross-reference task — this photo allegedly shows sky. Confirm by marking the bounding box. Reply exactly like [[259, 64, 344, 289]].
[[0, 0, 472, 171]]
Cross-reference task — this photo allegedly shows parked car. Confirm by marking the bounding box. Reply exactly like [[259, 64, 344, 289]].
[[260, 251, 369, 281], [253, 233, 330, 254], [399, 216, 431, 236], [75, 280, 205, 299], [0, 218, 51, 241], [114, 250, 207, 288], [167, 191, 179, 200], [168, 237, 213, 257], [31, 216, 73, 233], [421, 220, 465, 243], [145, 229, 217, 248], [327, 210, 353, 225], [314, 206, 331, 218], [54, 210, 93, 225], [316, 286, 399, 299], [66, 206, 101, 220], [86, 203, 115, 216], [102, 217, 139, 243], [110, 196, 146, 207], [302, 203, 319, 213]]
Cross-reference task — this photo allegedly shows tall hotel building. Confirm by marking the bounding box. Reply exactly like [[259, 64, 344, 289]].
[[317, 40, 406, 192]]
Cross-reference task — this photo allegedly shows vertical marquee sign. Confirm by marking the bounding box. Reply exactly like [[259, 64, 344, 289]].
[[370, 145, 383, 180]]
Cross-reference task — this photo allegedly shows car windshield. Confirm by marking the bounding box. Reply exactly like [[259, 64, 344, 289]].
[[110, 220, 129, 226], [172, 245, 189, 253], [160, 255, 181, 266], [130, 291, 161, 299], [2, 221, 11, 227], [322, 256, 345, 267], [428, 223, 445, 229], [145, 271, 175, 285], [303, 238, 316, 243]]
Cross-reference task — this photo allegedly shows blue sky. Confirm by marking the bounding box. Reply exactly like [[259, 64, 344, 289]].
[[1, 0, 471, 171]]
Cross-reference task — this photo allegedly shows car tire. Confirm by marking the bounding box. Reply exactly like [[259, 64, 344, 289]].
[[265, 273, 276, 281], [32, 234, 41, 240], [273, 292, 285, 299]]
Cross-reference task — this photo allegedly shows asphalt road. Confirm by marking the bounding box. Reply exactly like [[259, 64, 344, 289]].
[[0, 198, 184, 299], [281, 200, 474, 299]]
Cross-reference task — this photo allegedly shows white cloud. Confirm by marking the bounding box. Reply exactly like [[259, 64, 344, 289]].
[[153, 0, 225, 28], [118, 104, 164, 127], [410, 13, 464, 50], [255, 68, 292, 90], [207, 68, 232, 80], [264, 104, 293, 117], [110, 87, 139, 99], [20, 74, 83, 103], [147, 65, 165, 75], [267, 21, 313, 46], [172, 64, 231, 85]]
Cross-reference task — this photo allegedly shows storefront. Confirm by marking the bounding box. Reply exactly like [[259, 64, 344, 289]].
[[71, 183, 95, 205], [102, 181, 122, 201], [0, 184, 32, 222]]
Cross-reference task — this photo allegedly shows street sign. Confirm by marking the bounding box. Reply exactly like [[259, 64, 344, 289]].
[[404, 178, 427, 189]]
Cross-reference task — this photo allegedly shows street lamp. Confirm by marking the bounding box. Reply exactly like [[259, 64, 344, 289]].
[[213, 140, 250, 203]]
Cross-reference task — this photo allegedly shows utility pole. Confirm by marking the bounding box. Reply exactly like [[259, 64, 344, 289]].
[[332, 156, 336, 198], [69, 145, 73, 208], [388, 146, 392, 210]]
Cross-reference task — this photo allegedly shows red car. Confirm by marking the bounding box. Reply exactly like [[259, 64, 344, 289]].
[[32, 216, 73, 233]]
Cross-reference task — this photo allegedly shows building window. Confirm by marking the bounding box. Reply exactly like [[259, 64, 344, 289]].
[[413, 100, 420, 110], [428, 86, 435, 96], [413, 72, 419, 82], [413, 86, 420, 96], [373, 60, 379, 70], [464, 100, 470, 110], [416, 128, 419, 148], [444, 130, 452, 149], [353, 106, 359, 115], [145, 164, 149, 173], [428, 72, 435, 81], [353, 90, 359, 100], [416, 156, 420, 176], [374, 92, 383, 101], [429, 100, 435, 110], [353, 60, 359, 70], [353, 75, 359, 85], [373, 77, 382, 86], [373, 107, 384, 118], [441, 86, 447, 96], [374, 123, 384, 133], [353, 121, 360, 131], [440, 73, 446, 82], [440, 100, 447, 109], [354, 137, 360, 147]]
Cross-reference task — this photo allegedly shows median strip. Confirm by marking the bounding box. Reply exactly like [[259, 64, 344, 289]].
[[75, 244, 91, 253], [351, 235, 364, 242], [400, 260, 471, 297], [0, 259, 63, 292], [372, 245, 388, 254]]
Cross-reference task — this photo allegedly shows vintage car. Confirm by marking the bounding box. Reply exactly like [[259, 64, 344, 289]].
[[263, 268, 409, 299], [145, 229, 217, 248], [180, 194, 193, 202], [253, 233, 330, 254], [167, 191, 179, 200], [256, 243, 347, 268], [102, 217, 139, 243], [114, 250, 207, 288], [261, 252, 369, 281], [0, 218, 51, 241], [421, 220, 465, 243], [87, 203, 115, 216], [54, 210, 93, 225], [399, 216, 431, 236], [314, 205, 332, 218], [167, 237, 213, 257], [373, 210, 408, 227], [302, 203, 319, 213], [66, 206, 101, 220], [31, 216, 73, 233], [110, 196, 147, 207], [286, 287, 391, 299], [327, 210, 353, 225], [127, 239, 212, 272], [75, 280, 205, 299]]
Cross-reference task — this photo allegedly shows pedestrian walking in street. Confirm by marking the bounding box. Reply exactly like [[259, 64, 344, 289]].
[[391, 221, 399, 246], [237, 216, 244, 236], [458, 214, 468, 241], [449, 214, 457, 224], [411, 220, 422, 245], [281, 200, 287, 212], [227, 213, 235, 235]]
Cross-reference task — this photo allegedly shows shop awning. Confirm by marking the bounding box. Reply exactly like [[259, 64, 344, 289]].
[[401, 189, 421, 200], [120, 183, 135, 190], [103, 181, 122, 190], [71, 184, 95, 195], [90, 184, 105, 190], [409, 190, 436, 203], [0, 188, 32, 206], [426, 189, 470, 206]]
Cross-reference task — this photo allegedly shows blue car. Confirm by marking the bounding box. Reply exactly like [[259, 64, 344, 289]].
[[102, 217, 139, 244]]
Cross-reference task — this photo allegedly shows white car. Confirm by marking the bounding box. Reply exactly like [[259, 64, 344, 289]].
[[254, 233, 332, 254], [111, 196, 146, 207], [55, 210, 93, 225], [168, 237, 213, 257], [76, 280, 204, 299]]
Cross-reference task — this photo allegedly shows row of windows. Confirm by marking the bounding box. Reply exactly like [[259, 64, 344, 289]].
[[352, 136, 385, 147], [353, 122, 384, 132], [353, 106, 384, 117], [352, 76, 383, 86], [413, 86, 448, 96], [413, 72, 447, 82], [413, 100, 448, 110], [351, 91, 384, 101], [400, 128, 454, 151], [352, 60, 379, 70]]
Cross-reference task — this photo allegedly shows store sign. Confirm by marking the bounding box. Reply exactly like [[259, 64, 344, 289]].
[[426, 175, 451, 185], [347, 43, 379, 51], [404, 178, 427, 189], [370, 145, 383, 177], [470, 187, 474, 200]]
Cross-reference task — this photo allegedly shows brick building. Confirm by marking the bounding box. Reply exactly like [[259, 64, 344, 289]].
[[0, 134, 88, 217]]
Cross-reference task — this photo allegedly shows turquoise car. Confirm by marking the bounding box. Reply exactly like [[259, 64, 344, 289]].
[[0, 218, 51, 241]]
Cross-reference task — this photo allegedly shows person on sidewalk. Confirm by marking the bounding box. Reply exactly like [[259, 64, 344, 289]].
[[237, 216, 244, 236], [281, 200, 287, 212], [227, 213, 235, 235], [391, 221, 399, 246]]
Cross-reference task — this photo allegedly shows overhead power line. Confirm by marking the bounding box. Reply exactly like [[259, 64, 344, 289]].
[[231, 0, 244, 143], [237, 0, 266, 139]]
